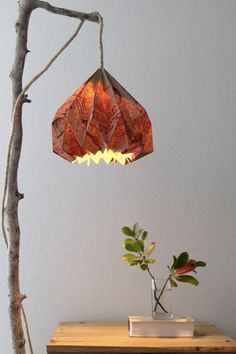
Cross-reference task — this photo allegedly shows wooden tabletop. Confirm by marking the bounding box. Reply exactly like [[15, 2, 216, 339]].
[[47, 321, 236, 353]]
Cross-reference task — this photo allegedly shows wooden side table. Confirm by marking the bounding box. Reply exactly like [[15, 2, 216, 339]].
[[47, 321, 236, 353]]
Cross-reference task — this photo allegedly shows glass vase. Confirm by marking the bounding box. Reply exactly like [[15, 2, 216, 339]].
[[151, 278, 173, 320]]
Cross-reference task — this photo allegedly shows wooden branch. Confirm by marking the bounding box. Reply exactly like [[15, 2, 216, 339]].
[[2, 1, 101, 353], [35, 0, 99, 23], [6, 1, 36, 352]]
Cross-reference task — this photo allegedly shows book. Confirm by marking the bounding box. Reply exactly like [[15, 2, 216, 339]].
[[128, 316, 194, 337]]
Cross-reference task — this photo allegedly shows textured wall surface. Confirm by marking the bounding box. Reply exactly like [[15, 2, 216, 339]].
[[0, 1, 236, 353]]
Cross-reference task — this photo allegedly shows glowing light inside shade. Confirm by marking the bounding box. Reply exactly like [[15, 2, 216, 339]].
[[72, 149, 134, 167]]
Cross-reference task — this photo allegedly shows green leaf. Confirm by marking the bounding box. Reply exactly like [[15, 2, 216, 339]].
[[121, 253, 137, 263], [123, 238, 136, 252], [170, 278, 178, 288], [139, 228, 144, 236], [133, 223, 139, 236], [122, 227, 135, 237], [142, 231, 148, 240], [124, 239, 141, 253], [123, 238, 135, 248], [171, 255, 178, 269], [125, 244, 135, 252], [130, 259, 143, 266], [176, 252, 189, 268], [176, 275, 199, 286], [194, 261, 207, 268], [140, 263, 148, 271], [146, 258, 156, 264], [137, 240, 144, 252]]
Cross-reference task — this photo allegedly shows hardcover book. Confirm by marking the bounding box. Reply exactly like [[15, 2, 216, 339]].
[[128, 316, 194, 337]]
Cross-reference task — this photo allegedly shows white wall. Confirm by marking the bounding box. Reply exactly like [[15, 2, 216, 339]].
[[0, 0, 236, 353]]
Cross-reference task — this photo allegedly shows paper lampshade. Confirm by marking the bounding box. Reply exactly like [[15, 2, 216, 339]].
[[52, 68, 153, 165]]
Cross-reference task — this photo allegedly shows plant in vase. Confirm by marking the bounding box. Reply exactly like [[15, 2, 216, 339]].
[[121, 223, 206, 319]]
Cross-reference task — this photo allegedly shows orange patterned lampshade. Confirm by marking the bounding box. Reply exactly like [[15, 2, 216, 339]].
[[52, 68, 153, 166]]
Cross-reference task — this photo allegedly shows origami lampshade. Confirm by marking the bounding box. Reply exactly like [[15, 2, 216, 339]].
[[52, 68, 153, 166]]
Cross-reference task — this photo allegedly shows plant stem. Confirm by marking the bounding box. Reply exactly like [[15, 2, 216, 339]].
[[154, 275, 171, 312], [147, 267, 155, 283], [147, 267, 169, 314]]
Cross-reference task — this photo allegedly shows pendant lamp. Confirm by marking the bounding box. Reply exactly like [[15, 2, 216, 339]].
[[52, 13, 153, 166]]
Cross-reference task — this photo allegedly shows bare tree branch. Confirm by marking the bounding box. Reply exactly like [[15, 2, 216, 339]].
[[5, 1, 36, 351], [35, 0, 99, 23]]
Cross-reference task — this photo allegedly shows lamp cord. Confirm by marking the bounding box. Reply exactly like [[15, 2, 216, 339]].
[[92, 12, 104, 68]]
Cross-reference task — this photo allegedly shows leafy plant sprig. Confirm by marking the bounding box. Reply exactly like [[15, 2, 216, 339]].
[[121, 223, 156, 271], [121, 223, 206, 315]]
